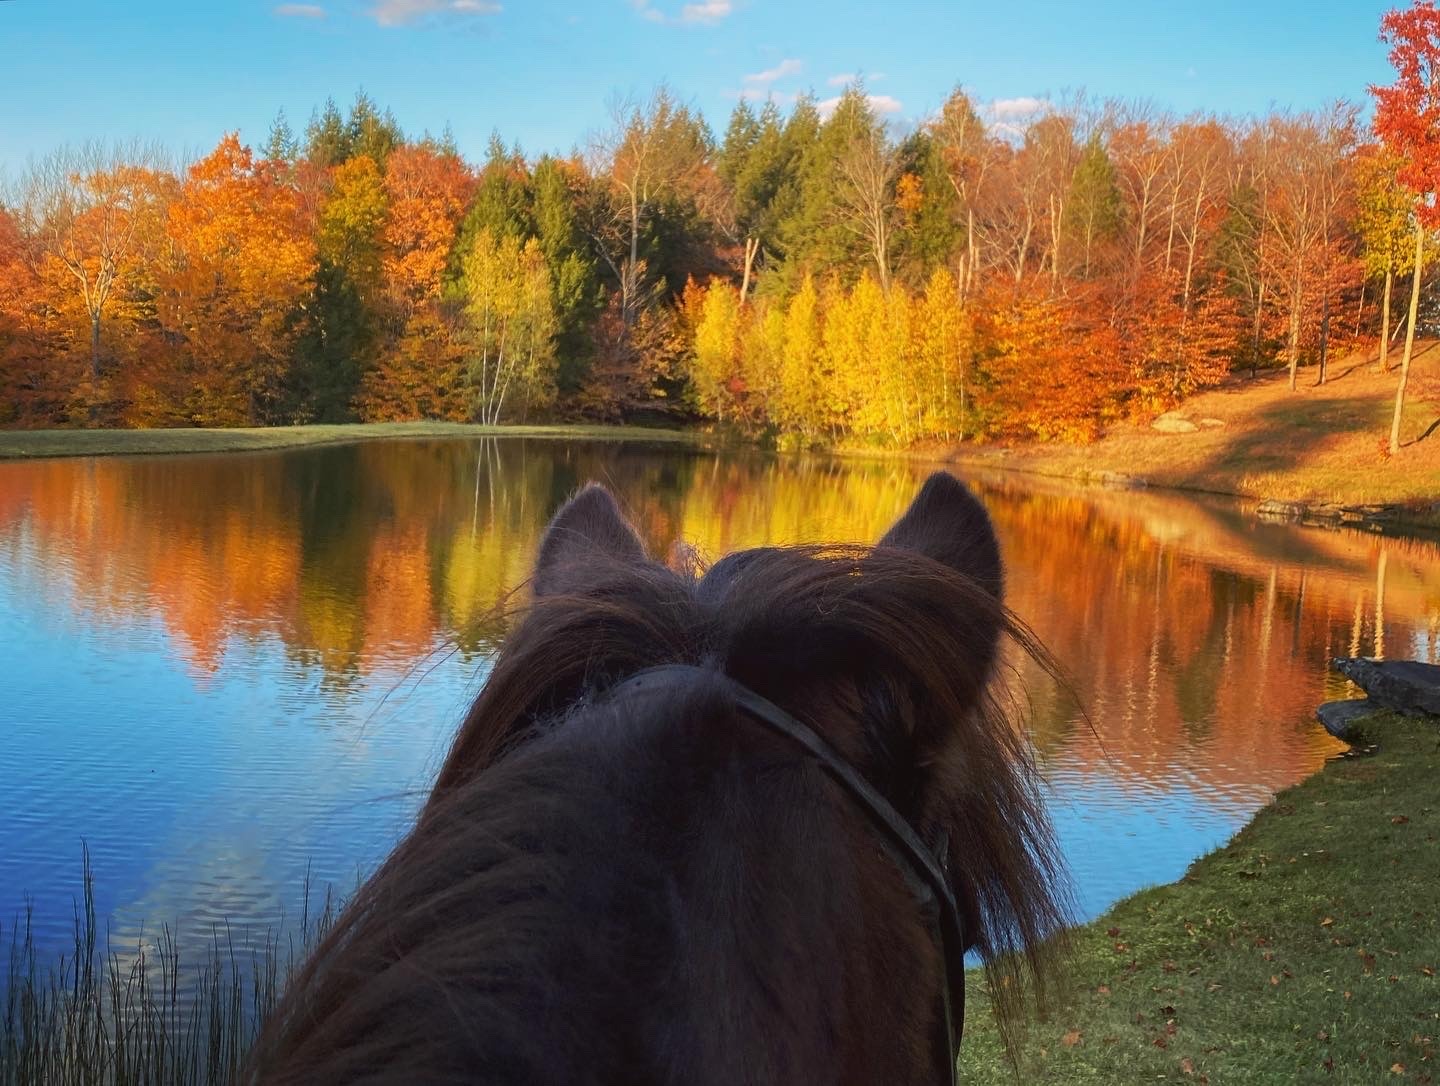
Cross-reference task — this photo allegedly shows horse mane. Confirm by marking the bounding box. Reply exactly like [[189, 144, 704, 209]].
[[248, 493, 1067, 1082]]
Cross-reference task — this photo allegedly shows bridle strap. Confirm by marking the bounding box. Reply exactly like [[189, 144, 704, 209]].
[[606, 663, 966, 1084]]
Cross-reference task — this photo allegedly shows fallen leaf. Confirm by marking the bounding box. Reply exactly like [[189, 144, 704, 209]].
[[1096, 984, 1111, 995], [1270, 975, 1281, 986], [1153, 1036, 1169, 1049], [1181, 1056, 1195, 1074], [1062, 1029, 1082, 1047], [1321, 917, 1334, 927], [1393, 815, 1410, 825], [1392, 1063, 1406, 1074]]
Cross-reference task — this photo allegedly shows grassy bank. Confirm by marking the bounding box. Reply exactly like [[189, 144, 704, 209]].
[[0, 421, 700, 461], [959, 710, 1440, 1084], [939, 348, 1440, 525]]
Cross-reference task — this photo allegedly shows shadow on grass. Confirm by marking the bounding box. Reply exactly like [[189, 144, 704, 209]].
[[1188, 395, 1384, 484]]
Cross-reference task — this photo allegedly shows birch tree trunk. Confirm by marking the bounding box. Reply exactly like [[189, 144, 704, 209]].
[[1389, 220, 1425, 456]]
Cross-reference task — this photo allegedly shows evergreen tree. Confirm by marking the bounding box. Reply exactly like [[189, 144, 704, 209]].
[[531, 155, 602, 390], [348, 91, 403, 166], [264, 109, 300, 165], [1066, 135, 1124, 277], [305, 97, 351, 167], [892, 130, 961, 285]]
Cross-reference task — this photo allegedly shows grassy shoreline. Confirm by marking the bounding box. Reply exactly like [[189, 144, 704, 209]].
[[0, 421, 702, 461], [960, 710, 1440, 1084], [5, 348, 1436, 528]]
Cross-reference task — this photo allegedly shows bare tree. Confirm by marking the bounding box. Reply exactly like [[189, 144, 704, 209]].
[[835, 124, 898, 291], [1111, 106, 1173, 283], [587, 86, 710, 325], [932, 89, 1001, 297], [13, 140, 171, 381], [1263, 106, 1357, 390]]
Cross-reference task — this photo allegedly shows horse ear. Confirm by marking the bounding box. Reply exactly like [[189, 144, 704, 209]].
[[878, 473, 1003, 602], [533, 484, 647, 596]]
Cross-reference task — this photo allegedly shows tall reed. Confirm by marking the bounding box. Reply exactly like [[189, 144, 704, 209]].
[[1, 848, 332, 1086]]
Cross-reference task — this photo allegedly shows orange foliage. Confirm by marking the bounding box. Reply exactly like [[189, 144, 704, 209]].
[[143, 134, 316, 426]]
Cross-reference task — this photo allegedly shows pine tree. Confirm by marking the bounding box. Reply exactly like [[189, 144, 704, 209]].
[[264, 109, 300, 165], [305, 97, 351, 167], [1067, 135, 1124, 278]]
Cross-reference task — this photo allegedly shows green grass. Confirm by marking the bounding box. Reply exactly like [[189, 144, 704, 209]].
[[959, 711, 1440, 1084], [0, 421, 702, 461]]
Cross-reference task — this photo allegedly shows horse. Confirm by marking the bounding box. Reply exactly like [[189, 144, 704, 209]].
[[247, 471, 1067, 1084]]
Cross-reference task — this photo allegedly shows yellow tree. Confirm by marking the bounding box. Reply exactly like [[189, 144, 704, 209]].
[[690, 280, 743, 422], [914, 267, 971, 440], [1353, 146, 1415, 371], [775, 274, 828, 440], [823, 273, 890, 439], [459, 230, 558, 424], [737, 299, 786, 429]]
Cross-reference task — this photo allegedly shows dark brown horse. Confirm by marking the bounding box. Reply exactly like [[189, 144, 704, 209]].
[[248, 472, 1066, 1084]]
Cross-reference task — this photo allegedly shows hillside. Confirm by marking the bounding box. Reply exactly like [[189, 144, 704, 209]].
[[949, 345, 1440, 518]]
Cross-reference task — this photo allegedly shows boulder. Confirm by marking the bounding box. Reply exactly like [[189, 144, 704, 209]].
[[1331, 657, 1440, 718], [1151, 412, 1198, 434], [1257, 499, 1307, 519], [1198, 417, 1226, 429], [1316, 698, 1378, 740]]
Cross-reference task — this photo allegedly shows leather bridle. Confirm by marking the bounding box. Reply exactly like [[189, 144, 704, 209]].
[[607, 663, 968, 1085]]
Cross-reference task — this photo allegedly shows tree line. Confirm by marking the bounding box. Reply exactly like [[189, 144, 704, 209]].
[[0, 62, 1430, 445]]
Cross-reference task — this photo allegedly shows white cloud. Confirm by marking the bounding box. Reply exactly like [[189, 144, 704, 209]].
[[978, 96, 1051, 138], [680, 0, 732, 22], [827, 72, 856, 87], [274, 3, 326, 16], [369, 0, 500, 26], [817, 93, 903, 119], [735, 88, 799, 105], [743, 58, 802, 85], [986, 95, 1048, 120], [632, 0, 733, 25]]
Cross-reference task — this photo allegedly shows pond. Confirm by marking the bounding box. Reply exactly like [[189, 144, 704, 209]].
[[3, 438, 1438, 964]]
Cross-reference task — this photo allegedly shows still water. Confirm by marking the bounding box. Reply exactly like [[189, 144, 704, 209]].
[[3, 438, 1438, 961]]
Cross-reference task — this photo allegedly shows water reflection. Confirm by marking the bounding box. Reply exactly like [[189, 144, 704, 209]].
[[2, 440, 1437, 949]]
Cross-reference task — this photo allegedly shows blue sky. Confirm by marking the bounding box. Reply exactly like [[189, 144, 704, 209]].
[[0, 0, 1398, 169]]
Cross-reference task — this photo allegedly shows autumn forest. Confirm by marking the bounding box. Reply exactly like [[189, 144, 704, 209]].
[[0, 33, 1430, 447]]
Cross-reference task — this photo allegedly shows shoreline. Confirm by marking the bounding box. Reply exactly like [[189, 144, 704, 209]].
[[959, 709, 1439, 1083], [3, 415, 1437, 537], [0, 421, 704, 461]]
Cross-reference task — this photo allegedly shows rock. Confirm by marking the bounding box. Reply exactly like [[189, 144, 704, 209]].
[[1257, 499, 1307, 519], [1331, 657, 1440, 718], [1316, 698, 1378, 740], [1198, 417, 1226, 429], [1098, 471, 1147, 489], [1151, 412, 1198, 434]]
